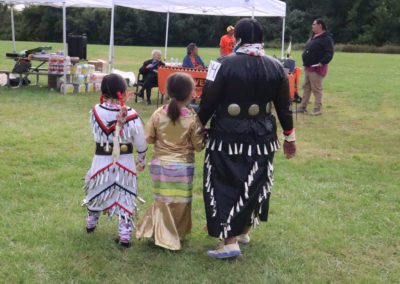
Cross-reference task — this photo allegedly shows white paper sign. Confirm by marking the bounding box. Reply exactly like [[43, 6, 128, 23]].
[[206, 60, 222, 82]]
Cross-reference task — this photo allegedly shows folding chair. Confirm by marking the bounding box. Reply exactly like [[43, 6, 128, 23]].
[[133, 71, 145, 103]]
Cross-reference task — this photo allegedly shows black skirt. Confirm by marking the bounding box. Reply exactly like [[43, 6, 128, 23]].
[[203, 115, 279, 238]]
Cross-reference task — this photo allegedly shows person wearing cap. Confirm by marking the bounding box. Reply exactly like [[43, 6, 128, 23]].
[[198, 18, 296, 259], [182, 43, 206, 69], [219, 25, 236, 56]]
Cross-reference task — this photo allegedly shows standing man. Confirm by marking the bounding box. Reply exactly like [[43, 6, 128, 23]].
[[136, 49, 165, 105], [219, 25, 236, 56], [299, 19, 334, 115]]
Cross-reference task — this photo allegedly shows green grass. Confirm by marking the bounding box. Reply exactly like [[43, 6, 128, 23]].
[[0, 40, 400, 283]]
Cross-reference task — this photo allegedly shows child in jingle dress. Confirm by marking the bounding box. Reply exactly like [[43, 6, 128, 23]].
[[83, 74, 147, 247]]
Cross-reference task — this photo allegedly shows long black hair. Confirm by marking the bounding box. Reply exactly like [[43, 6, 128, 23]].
[[234, 18, 263, 44], [101, 73, 127, 100], [166, 73, 195, 124]]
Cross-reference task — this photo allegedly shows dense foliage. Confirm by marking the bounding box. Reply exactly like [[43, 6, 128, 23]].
[[1, 0, 400, 46]]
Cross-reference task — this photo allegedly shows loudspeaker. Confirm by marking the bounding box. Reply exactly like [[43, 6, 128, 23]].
[[67, 34, 87, 60]]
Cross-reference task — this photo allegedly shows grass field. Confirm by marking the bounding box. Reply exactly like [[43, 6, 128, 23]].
[[0, 40, 399, 283]]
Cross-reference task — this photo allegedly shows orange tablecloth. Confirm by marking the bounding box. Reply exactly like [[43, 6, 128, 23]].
[[157, 66, 207, 99], [288, 67, 302, 101]]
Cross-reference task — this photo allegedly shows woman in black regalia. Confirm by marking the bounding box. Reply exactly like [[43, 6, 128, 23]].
[[197, 18, 297, 259]]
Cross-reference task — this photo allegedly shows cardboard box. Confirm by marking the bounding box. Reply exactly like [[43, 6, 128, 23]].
[[88, 59, 108, 73]]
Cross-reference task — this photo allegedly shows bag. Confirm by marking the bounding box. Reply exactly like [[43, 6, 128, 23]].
[[12, 59, 31, 73], [9, 77, 31, 86]]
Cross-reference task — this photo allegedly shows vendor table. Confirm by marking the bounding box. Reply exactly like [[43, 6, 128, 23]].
[[157, 66, 208, 105]]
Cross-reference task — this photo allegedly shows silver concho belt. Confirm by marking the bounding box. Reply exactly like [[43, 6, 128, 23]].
[[227, 102, 272, 117]]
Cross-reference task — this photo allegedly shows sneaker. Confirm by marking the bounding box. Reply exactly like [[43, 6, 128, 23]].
[[114, 238, 131, 248], [237, 233, 250, 245], [207, 243, 241, 259], [310, 109, 322, 116], [86, 213, 99, 233], [297, 107, 307, 113], [86, 226, 96, 233]]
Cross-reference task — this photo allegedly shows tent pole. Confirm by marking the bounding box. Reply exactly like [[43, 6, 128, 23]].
[[251, 0, 255, 19], [281, 17, 285, 59], [63, 1, 67, 95], [10, 4, 16, 53], [164, 11, 170, 61], [108, 0, 115, 73]]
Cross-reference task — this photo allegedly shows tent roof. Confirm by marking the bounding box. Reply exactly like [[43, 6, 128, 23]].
[[115, 0, 286, 17], [1, 0, 286, 17], [0, 0, 112, 8]]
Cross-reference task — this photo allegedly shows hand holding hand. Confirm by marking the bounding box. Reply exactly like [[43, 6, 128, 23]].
[[136, 161, 145, 171]]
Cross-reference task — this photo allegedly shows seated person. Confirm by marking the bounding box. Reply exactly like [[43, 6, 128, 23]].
[[136, 49, 165, 105], [182, 43, 206, 69]]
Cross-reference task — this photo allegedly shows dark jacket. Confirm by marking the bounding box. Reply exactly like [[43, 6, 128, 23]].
[[198, 53, 293, 138], [302, 32, 334, 66], [139, 59, 165, 75], [182, 54, 206, 69]]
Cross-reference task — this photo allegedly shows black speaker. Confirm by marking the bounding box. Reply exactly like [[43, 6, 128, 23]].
[[67, 34, 87, 60]]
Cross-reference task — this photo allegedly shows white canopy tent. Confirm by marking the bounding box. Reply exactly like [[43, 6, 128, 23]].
[[0, 0, 112, 94], [1, 0, 287, 94], [114, 0, 287, 62]]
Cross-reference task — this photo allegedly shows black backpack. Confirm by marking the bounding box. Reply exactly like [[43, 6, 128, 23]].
[[12, 58, 32, 74]]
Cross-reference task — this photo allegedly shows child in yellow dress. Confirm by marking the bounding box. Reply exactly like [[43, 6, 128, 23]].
[[136, 73, 204, 250]]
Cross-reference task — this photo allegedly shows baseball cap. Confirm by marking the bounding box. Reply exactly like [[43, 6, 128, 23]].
[[227, 26, 235, 32]]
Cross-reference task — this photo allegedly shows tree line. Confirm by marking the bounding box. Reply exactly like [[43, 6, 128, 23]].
[[1, 0, 399, 47]]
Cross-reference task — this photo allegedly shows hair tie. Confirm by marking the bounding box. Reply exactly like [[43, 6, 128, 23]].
[[116, 91, 124, 107], [100, 94, 104, 104]]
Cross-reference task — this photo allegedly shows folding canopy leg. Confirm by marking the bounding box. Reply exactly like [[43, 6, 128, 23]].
[[11, 4, 16, 53], [164, 11, 170, 61], [62, 1, 67, 95], [108, 0, 115, 73]]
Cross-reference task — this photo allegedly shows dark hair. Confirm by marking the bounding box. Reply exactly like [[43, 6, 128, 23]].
[[187, 43, 197, 55], [101, 73, 127, 99], [166, 73, 195, 124], [234, 18, 263, 44], [314, 18, 327, 31]]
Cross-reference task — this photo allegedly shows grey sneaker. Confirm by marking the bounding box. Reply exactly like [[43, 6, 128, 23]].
[[310, 109, 322, 116], [237, 233, 250, 245], [207, 243, 241, 259], [297, 107, 307, 113]]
